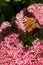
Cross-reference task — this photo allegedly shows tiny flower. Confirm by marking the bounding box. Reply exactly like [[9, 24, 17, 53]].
[[1, 21, 11, 29]]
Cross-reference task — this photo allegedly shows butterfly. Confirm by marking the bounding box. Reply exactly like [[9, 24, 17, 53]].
[[22, 16, 40, 37]]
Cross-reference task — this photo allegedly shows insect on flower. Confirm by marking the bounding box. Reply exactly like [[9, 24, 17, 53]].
[[22, 16, 40, 37]]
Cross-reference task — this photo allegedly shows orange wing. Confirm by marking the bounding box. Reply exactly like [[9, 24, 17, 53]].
[[23, 17, 40, 32]]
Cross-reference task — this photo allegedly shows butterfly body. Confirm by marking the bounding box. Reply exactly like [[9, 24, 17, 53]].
[[22, 16, 41, 38], [22, 16, 40, 33]]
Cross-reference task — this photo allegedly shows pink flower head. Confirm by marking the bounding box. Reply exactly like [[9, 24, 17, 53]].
[[0, 22, 23, 65], [0, 30, 43, 65], [27, 4, 43, 25], [1, 21, 11, 29], [15, 4, 43, 32], [32, 39, 43, 55], [0, 21, 12, 39]]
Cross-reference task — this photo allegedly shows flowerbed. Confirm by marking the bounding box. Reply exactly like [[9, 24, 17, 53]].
[[0, 4, 43, 65]]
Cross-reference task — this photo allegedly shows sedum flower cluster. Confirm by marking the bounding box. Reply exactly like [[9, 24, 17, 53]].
[[0, 4, 43, 65], [16, 4, 43, 32]]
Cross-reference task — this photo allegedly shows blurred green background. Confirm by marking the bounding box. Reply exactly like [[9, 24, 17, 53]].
[[0, 0, 43, 23]]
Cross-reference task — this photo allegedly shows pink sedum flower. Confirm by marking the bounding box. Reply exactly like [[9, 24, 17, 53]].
[[27, 4, 43, 25], [0, 21, 12, 39], [0, 30, 23, 65], [0, 32, 43, 65], [16, 10, 24, 21], [33, 39, 43, 55], [15, 4, 43, 32], [1, 21, 11, 29], [15, 20, 26, 32]]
